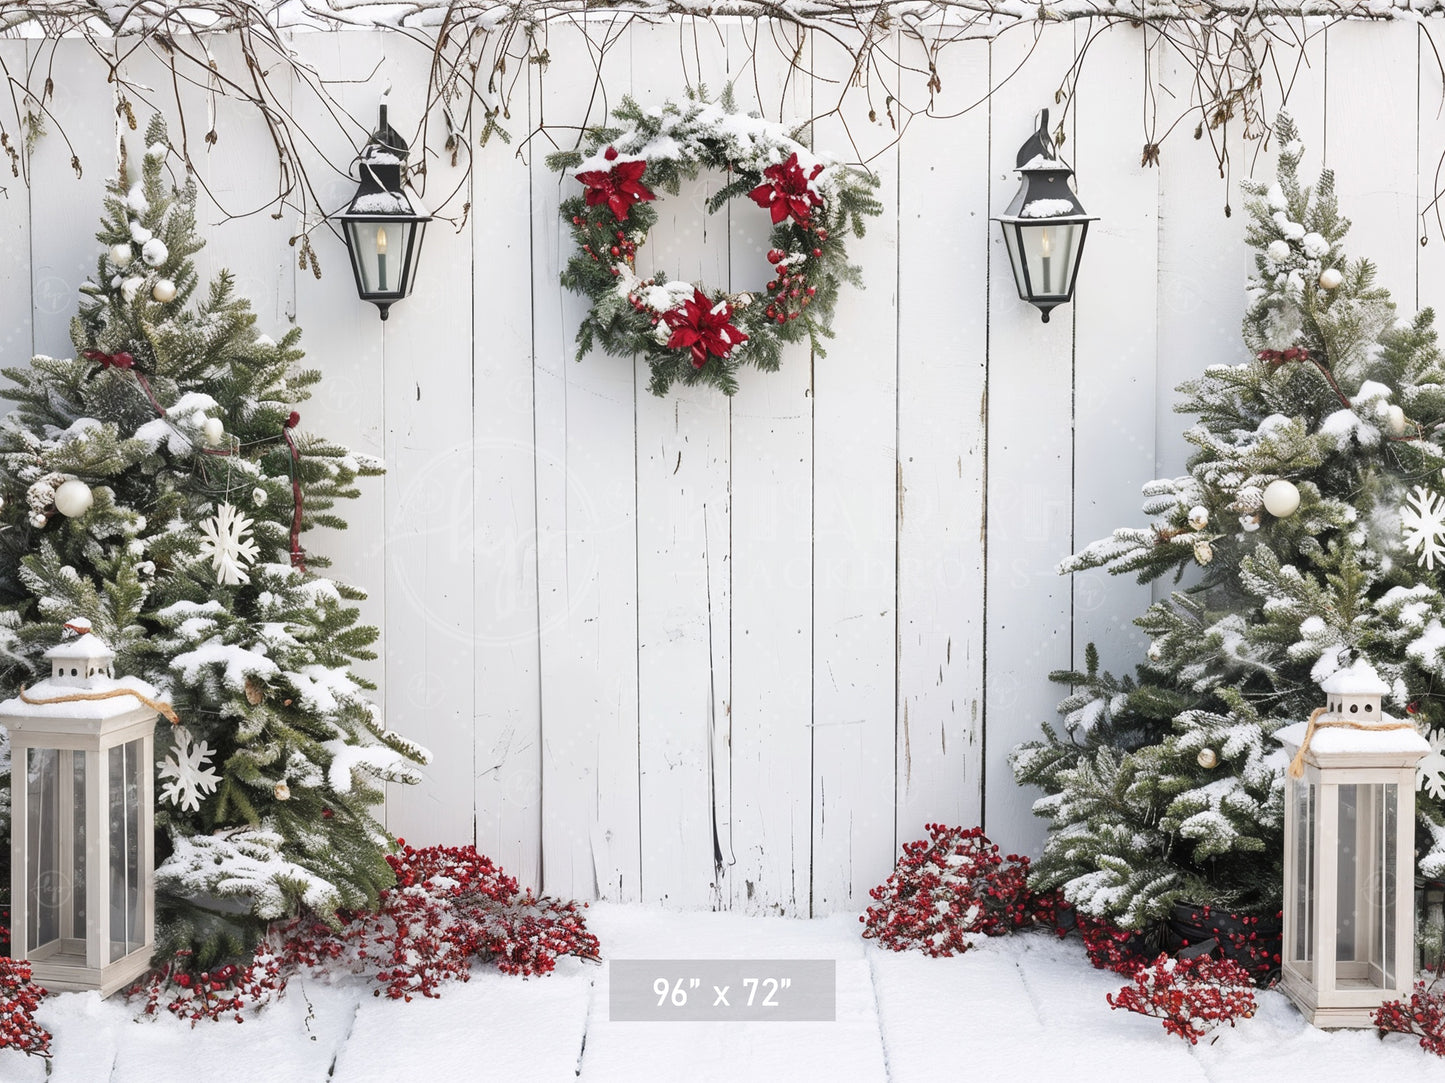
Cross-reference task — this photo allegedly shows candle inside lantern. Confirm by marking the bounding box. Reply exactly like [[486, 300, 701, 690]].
[[1040, 227, 1053, 294], [376, 226, 389, 292]]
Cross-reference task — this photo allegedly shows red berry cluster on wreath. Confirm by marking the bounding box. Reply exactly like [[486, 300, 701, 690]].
[[0, 957, 51, 1057], [859, 824, 1052, 957], [1256, 346, 1311, 368], [1375, 979, 1445, 1057], [1106, 953, 1256, 1044], [764, 243, 822, 325]]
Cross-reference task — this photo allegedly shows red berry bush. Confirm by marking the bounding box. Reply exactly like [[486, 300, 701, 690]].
[[1076, 914, 1156, 976], [130, 843, 601, 1021], [861, 825, 1053, 956], [0, 957, 51, 1058], [1106, 953, 1256, 1043], [1374, 979, 1445, 1056]]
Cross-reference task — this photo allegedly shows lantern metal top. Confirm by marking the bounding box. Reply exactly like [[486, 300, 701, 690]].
[[344, 105, 425, 219], [995, 109, 1092, 224]]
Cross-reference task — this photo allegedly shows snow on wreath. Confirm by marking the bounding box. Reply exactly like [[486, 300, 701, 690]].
[[547, 86, 883, 397]]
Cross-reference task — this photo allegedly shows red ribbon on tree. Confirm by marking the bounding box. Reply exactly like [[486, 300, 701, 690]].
[[747, 152, 824, 227], [662, 288, 748, 369], [282, 411, 307, 571], [576, 147, 655, 221]]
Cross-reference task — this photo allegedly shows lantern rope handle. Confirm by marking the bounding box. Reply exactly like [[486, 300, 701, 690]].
[[1286, 706, 1417, 779], [18, 684, 180, 725]]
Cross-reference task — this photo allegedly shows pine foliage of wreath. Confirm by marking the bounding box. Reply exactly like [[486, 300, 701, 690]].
[[547, 87, 883, 396]]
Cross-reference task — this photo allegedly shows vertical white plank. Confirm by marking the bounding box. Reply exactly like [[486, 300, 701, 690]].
[[983, 23, 1075, 858], [1258, 24, 1328, 189], [630, 19, 733, 909], [0, 41, 32, 390], [1325, 20, 1419, 310], [288, 30, 392, 813], [28, 38, 112, 361], [1154, 35, 1250, 481], [532, 16, 641, 902], [375, 34, 477, 847], [472, 45, 543, 888], [810, 30, 900, 912], [1070, 22, 1157, 679], [1420, 23, 1445, 306], [894, 37, 989, 841], [725, 18, 815, 915]]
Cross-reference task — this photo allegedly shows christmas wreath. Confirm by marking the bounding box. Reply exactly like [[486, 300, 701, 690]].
[[547, 88, 883, 396]]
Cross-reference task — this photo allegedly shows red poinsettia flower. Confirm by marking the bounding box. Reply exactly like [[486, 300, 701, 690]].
[[576, 146, 656, 221], [662, 288, 749, 369], [748, 152, 824, 226]]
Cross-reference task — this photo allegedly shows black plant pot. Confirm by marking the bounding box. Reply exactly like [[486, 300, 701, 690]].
[[1167, 902, 1282, 985]]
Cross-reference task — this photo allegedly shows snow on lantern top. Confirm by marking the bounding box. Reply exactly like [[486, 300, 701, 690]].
[[45, 623, 115, 687], [1319, 657, 1391, 724]]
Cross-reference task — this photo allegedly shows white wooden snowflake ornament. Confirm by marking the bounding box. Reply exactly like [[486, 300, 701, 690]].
[[1401, 484, 1445, 570], [1421, 727, 1445, 803], [158, 726, 221, 812], [199, 502, 260, 585]]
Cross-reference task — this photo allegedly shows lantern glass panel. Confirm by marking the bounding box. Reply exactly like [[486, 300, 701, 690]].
[[26, 748, 85, 964], [343, 219, 424, 298], [1017, 221, 1084, 298], [1291, 779, 1314, 978], [108, 739, 144, 963], [1333, 783, 1396, 991]]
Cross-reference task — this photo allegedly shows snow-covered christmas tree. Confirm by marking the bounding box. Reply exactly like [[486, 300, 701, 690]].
[[1012, 114, 1445, 932], [0, 116, 428, 968]]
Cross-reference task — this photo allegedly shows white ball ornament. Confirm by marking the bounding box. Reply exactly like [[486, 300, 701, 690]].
[[1319, 267, 1343, 290], [201, 417, 225, 446], [1197, 748, 1220, 769], [1385, 404, 1408, 437], [1187, 505, 1210, 531], [274, 781, 291, 802], [252, 487, 269, 508], [1262, 478, 1301, 518], [29, 512, 47, 528], [52, 479, 93, 518], [141, 237, 169, 267], [1193, 539, 1214, 565], [109, 243, 133, 267], [152, 278, 177, 303]]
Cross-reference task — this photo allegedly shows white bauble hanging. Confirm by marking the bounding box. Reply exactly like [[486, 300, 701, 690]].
[[1187, 505, 1209, 530], [141, 237, 169, 266], [52, 479, 93, 518], [109, 243, 133, 267], [201, 417, 225, 446], [1262, 478, 1301, 517], [274, 781, 291, 802], [1319, 267, 1343, 290], [1197, 748, 1220, 769], [1385, 404, 1408, 437], [152, 278, 177, 303], [29, 512, 47, 528]]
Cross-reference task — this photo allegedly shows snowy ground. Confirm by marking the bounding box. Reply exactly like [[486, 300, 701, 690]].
[[3, 904, 1441, 1082]]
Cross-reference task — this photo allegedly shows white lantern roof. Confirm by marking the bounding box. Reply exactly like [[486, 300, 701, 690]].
[[1, 624, 159, 732], [1275, 717, 1430, 764], [1320, 658, 1390, 696]]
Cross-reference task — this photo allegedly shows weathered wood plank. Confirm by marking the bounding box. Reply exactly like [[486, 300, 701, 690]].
[[532, 16, 642, 901], [894, 35, 989, 843], [810, 28, 901, 911]]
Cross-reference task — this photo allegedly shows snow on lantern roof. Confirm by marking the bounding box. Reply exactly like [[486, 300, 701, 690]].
[[1319, 658, 1390, 697], [44, 632, 115, 664]]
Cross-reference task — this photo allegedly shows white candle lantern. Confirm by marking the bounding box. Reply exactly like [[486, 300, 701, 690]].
[[1276, 658, 1429, 1027], [1, 623, 157, 994]]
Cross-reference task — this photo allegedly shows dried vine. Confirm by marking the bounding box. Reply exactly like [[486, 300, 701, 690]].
[[0, 1, 1442, 260]]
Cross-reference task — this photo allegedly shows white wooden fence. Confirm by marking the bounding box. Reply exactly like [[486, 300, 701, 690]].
[[2, 16, 1441, 914]]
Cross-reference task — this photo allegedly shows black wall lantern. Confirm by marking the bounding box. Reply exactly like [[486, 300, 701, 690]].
[[336, 105, 431, 321], [993, 109, 1096, 323]]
